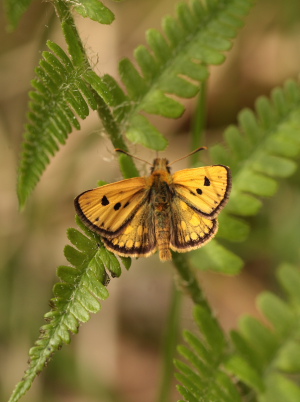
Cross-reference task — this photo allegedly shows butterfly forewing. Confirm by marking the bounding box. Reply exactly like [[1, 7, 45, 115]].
[[170, 197, 218, 252], [172, 165, 231, 218], [75, 177, 148, 236], [102, 200, 157, 258]]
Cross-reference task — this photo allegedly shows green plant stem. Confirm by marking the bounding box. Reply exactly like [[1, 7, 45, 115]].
[[172, 252, 211, 312], [54, 1, 139, 180], [191, 80, 208, 165], [157, 284, 182, 402]]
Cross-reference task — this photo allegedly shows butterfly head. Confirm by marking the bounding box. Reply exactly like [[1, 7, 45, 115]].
[[150, 158, 171, 174]]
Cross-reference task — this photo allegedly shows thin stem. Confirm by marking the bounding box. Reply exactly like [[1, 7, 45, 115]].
[[191, 80, 208, 165], [157, 284, 182, 402], [172, 252, 211, 312]]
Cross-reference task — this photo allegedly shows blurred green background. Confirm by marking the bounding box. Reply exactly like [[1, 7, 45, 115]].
[[1, 0, 300, 401]]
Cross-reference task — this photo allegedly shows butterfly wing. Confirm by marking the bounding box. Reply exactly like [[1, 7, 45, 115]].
[[169, 196, 218, 252], [172, 165, 231, 218], [74, 177, 148, 236], [102, 200, 157, 258]]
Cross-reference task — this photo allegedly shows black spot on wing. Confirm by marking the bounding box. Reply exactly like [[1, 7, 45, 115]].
[[101, 195, 109, 206], [124, 202, 130, 208], [114, 202, 122, 211], [204, 176, 210, 186], [196, 188, 202, 195]]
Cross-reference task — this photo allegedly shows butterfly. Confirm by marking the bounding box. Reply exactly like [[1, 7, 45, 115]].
[[74, 147, 232, 262]]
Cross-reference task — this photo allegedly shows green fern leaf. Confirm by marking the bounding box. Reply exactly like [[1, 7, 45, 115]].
[[176, 265, 300, 401], [195, 79, 300, 271], [126, 114, 169, 150], [72, 0, 115, 24], [17, 40, 110, 208], [175, 305, 242, 402], [7, 219, 129, 402], [226, 264, 300, 401], [209, 80, 300, 248], [111, 0, 254, 148], [190, 240, 244, 274]]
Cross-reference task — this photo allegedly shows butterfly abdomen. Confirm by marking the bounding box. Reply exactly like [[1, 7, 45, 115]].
[[151, 177, 173, 261], [155, 211, 172, 261]]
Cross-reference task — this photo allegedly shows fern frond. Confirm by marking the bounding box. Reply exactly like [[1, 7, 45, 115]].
[[8, 216, 129, 402], [17, 0, 253, 206], [212, 80, 300, 235], [109, 0, 254, 148], [189, 80, 300, 275], [226, 264, 300, 401], [175, 305, 242, 402], [176, 265, 300, 401], [17, 40, 110, 208]]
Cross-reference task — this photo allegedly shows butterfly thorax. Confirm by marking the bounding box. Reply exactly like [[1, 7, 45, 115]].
[[147, 158, 174, 204]]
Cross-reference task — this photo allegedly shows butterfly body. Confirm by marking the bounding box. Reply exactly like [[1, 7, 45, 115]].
[[148, 159, 174, 261], [75, 156, 231, 261]]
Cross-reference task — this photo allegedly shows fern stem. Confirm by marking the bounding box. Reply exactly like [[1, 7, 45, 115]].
[[172, 252, 211, 312], [157, 283, 182, 402], [191, 80, 208, 165], [54, 0, 88, 67]]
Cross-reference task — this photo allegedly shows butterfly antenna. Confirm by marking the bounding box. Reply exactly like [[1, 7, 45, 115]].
[[169, 146, 207, 165], [115, 149, 152, 165]]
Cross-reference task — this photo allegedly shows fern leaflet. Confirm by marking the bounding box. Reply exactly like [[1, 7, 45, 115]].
[[175, 305, 242, 402], [8, 216, 130, 402], [71, 0, 115, 24], [226, 264, 300, 401]]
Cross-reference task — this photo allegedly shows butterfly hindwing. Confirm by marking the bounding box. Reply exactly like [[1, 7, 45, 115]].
[[170, 196, 218, 252], [103, 200, 157, 258], [172, 165, 231, 218], [75, 177, 148, 236]]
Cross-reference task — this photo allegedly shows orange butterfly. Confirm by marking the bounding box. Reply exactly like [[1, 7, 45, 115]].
[[75, 148, 231, 261]]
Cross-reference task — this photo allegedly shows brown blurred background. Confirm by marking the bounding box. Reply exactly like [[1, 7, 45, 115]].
[[1, 0, 300, 401]]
